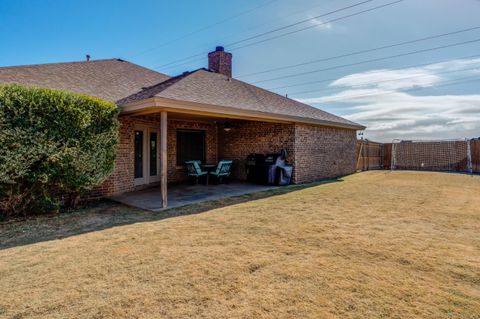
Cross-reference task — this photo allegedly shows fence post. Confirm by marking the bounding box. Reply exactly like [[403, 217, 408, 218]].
[[391, 143, 396, 171], [363, 140, 367, 171], [356, 141, 364, 171], [380, 144, 384, 170], [467, 139, 473, 175]]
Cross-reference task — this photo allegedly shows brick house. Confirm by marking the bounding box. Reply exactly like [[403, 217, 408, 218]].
[[0, 47, 365, 207]]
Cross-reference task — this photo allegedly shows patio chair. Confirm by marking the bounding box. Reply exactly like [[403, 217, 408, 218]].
[[209, 160, 233, 184], [185, 161, 208, 184]]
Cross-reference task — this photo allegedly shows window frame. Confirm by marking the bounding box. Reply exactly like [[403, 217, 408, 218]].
[[176, 129, 206, 167], [134, 125, 160, 186]]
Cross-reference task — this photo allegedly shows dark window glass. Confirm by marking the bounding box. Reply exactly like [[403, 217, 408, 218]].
[[149, 132, 157, 176], [134, 130, 143, 178], [176, 130, 205, 165]]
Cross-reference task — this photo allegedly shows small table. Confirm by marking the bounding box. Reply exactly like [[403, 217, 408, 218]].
[[202, 164, 217, 173], [201, 164, 217, 185]]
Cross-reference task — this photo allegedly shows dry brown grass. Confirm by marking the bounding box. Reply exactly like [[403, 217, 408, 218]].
[[1, 171, 479, 318]]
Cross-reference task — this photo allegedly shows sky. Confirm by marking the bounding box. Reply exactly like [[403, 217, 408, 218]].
[[0, 0, 479, 142]]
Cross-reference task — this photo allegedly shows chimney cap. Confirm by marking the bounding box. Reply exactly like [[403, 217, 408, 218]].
[[215, 46, 225, 52]]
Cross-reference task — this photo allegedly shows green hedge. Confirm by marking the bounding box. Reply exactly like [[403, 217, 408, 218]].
[[0, 84, 119, 218]]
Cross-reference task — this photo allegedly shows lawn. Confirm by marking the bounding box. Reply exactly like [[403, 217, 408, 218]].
[[1, 171, 479, 318]]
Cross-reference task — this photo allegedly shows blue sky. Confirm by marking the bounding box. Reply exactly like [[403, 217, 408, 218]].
[[1, 0, 479, 141]]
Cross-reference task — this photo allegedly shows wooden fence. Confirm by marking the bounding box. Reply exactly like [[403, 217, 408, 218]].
[[356, 139, 480, 173], [356, 140, 385, 171], [472, 139, 480, 173]]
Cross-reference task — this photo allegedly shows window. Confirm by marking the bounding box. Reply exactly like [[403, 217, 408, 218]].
[[134, 130, 143, 178], [149, 132, 157, 176], [176, 130, 205, 165]]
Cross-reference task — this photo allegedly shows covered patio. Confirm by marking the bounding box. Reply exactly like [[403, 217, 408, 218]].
[[110, 181, 278, 212], [107, 104, 296, 210], [104, 62, 361, 209]]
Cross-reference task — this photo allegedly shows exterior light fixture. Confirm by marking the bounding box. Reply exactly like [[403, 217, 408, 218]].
[[224, 122, 232, 132]]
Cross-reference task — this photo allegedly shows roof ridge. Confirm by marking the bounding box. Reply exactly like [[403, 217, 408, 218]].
[[116, 69, 203, 104], [0, 58, 122, 70], [0, 59, 169, 77], [113, 59, 171, 77]]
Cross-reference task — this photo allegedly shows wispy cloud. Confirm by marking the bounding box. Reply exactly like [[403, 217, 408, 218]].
[[328, 69, 441, 91], [296, 58, 480, 141], [327, 57, 480, 91], [307, 15, 333, 31]]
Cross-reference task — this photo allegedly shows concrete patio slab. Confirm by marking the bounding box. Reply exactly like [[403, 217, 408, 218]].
[[110, 181, 278, 212]]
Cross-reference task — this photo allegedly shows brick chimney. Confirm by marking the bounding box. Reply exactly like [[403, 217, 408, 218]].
[[208, 46, 232, 78]]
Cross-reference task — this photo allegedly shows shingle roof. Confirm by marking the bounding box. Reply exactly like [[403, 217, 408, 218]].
[[0, 59, 169, 102], [0, 60, 363, 129], [119, 69, 364, 129]]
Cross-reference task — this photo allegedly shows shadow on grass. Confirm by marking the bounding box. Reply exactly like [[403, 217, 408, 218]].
[[0, 179, 342, 250]]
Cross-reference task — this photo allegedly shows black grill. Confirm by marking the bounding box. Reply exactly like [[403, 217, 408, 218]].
[[245, 153, 265, 184], [245, 149, 293, 185]]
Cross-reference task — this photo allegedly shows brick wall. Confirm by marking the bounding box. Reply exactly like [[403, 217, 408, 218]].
[[293, 124, 357, 183], [83, 176, 115, 201], [92, 115, 358, 198], [83, 116, 141, 199], [94, 114, 218, 196], [218, 121, 357, 183], [167, 119, 217, 183], [218, 121, 295, 180]]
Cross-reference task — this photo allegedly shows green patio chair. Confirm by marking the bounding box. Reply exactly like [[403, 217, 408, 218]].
[[209, 160, 233, 184], [185, 161, 208, 184]]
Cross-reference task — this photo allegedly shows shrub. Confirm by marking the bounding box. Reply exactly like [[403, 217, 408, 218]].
[[0, 84, 119, 218]]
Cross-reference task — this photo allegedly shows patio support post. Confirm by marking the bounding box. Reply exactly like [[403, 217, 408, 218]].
[[160, 111, 168, 208]]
